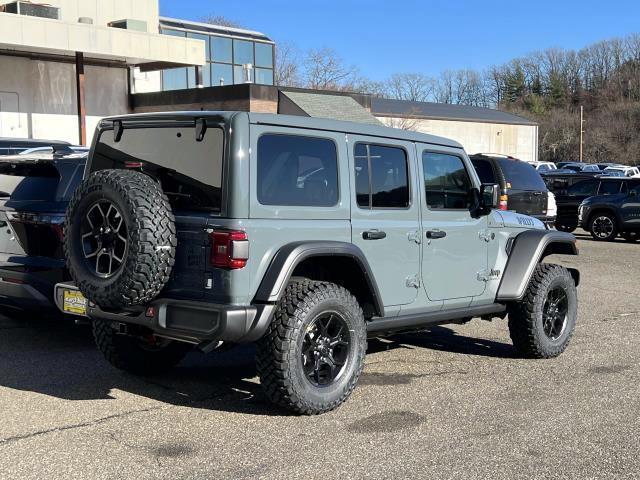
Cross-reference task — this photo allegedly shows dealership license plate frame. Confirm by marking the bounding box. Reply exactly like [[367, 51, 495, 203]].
[[62, 289, 88, 316]]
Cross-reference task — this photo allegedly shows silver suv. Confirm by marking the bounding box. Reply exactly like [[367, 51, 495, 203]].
[[56, 112, 580, 414]]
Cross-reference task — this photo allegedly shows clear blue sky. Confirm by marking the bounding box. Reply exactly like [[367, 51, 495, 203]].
[[160, 0, 640, 80]]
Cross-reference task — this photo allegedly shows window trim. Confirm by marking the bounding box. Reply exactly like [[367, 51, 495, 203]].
[[422, 149, 476, 212], [256, 132, 341, 208], [353, 141, 412, 211]]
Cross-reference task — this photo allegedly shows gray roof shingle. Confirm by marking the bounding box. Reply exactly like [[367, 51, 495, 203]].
[[282, 92, 382, 125], [371, 97, 536, 126]]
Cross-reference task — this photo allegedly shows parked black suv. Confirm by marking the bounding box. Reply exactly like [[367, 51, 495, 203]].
[[0, 150, 87, 315], [578, 178, 640, 241], [551, 176, 630, 233], [470, 154, 551, 224]]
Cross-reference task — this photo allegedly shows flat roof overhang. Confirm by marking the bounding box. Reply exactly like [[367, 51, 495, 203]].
[[0, 12, 206, 69]]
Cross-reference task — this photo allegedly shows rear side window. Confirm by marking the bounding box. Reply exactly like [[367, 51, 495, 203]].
[[470, 158, 496, 184], [567, 180, 598, 196], [257, 134, 338, 207], [497, 159, 547, 191], [598, 181, 622, 195], [354, 143, 409, 209], [93, 125, 224, 212], [424, 152, 473, 210]]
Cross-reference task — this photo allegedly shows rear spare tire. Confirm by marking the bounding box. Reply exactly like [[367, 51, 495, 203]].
[[64, 169, 176, 309]]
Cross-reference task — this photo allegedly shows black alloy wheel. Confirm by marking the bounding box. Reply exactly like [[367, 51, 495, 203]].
[[542, 287, 568, 341], [301, 312, 351, 387], [81, 200, 128, 278]]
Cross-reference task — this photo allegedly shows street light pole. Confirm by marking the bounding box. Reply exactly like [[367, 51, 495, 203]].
[[579, 105, 584, 162]]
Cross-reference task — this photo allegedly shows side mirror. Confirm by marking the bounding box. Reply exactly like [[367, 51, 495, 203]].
[[480, 183, 500, 210]]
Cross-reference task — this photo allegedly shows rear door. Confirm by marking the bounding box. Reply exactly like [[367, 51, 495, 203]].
[[348, 136, 420, 308]]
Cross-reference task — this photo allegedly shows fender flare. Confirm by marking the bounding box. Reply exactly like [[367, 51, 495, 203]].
[[496, 230, 579, 301], [253, 241, 384, 317]]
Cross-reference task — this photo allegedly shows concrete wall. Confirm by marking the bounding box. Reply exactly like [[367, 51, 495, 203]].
[[0, 55, 129, 144], [47, 0, 159, 32], [377, 116, 538, 162]]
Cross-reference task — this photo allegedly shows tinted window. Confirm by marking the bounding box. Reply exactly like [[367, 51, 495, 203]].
[[212, 63, 233, 86], [355, 143, 409, 209], [0, 162, 59, 201], [567, 180, 598, 196], [424, 152, 473, 209], [470, 158, 496, 183], [598, 181, 622, 195], [257, 134, 338, 207], [255, 43, 273, 68], [93, 126, 224, 212], [233, 39, 254, 65], [211, 36, 232, 63], [497, 159, 546, 191]]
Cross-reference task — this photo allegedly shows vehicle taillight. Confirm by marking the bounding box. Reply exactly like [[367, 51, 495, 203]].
[[499, 194, 509, 211], [208, 230, 248, 269]]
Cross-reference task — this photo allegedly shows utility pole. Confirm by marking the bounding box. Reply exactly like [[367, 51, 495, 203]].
[[579, 105, 584, 162]]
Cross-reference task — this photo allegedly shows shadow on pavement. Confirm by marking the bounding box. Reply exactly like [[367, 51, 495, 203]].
[[0, 315, 513, 415], [368, 325, 516, 359]]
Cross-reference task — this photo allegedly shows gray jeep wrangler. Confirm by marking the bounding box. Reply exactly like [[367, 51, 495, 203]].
[[56, 112, 580, 415]]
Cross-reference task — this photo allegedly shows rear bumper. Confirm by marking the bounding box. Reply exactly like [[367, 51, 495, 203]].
[[0, 265, 61, 310], [54, 283, 275, 344]]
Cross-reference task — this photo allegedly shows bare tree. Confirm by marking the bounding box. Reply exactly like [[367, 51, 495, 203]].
[[274, 42, 300, 87], [302, 48, 359, 91], [200, 15, 243, 28], [385, 73, 434, 102]]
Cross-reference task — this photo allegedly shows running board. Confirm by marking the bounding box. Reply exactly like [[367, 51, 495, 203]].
[[366, 304, 506, 335]]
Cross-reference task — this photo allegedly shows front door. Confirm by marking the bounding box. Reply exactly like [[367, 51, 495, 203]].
[[349, 136, 421, 308], [419, 146, 488, 303]]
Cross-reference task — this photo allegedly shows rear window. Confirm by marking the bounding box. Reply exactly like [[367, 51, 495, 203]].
[[497, 159, 547, 191], [92, 125, 224, 212], [0, 161, 60, 201]]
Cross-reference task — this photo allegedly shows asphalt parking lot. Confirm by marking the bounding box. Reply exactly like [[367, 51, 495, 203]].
[[0, 230, 639, 480]]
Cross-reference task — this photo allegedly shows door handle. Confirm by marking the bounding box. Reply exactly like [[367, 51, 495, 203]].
[[362, 230, 387, 240], [426, 230, 447, 239]]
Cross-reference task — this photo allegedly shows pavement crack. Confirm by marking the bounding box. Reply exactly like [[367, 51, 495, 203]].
[[0, 406, 163, 447]]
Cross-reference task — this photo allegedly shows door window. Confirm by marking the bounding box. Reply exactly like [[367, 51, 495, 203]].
[[354, 143, 409, 209], [423, 152, 473, 210], [567, 180, 598, 196], [470, 158, 496, 184], [598, 181, 622, 195]]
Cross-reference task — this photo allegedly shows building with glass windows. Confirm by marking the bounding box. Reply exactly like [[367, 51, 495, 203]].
[[158, 17, 275, 91]]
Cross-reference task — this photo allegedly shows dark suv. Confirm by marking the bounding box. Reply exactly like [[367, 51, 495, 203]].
[[470, 154, 551, 224], [578, 178, 640, 241], [0, 150, 87, 315]]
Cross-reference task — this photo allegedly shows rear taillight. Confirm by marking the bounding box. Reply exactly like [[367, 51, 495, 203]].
[[208, 230, 248, 269], [6, 212, 64, 239], [499, 194, 508, 211]]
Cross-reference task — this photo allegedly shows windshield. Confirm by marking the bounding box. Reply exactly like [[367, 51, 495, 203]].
[[92, 124, 225, 212], [497, 159, 547, 191]]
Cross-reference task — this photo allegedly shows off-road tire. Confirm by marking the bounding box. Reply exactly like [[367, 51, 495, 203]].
[[588, 212, 618, 242], [64, 169, 176, 309], [508, 263, 577, 359], [256, 280, 367, 415], [93, 319, 191, 375]]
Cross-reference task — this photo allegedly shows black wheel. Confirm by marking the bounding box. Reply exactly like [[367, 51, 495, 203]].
[[588, 212, 618, 241], [508, 263, 577, 359], [64, 169, 176, 309], [93, 319, 191, 375], [622, 232, 639, 243], [256, 280, 367, 415]]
